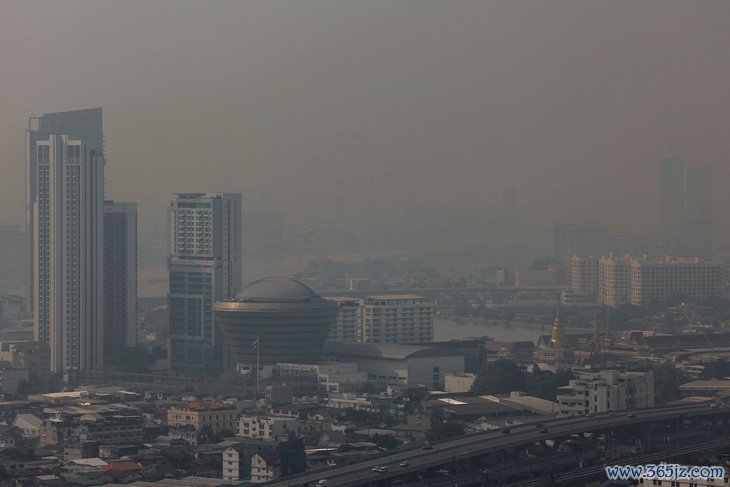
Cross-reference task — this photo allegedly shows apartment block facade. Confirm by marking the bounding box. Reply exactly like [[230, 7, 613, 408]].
[[360, 295, 433, 344], [167, 193, 241, 374]]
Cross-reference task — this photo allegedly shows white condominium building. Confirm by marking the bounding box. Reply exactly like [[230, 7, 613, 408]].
[[27, 109, 105, 372], [32, 136, 105, 371], [630, 256, 724, 306], [360, 295, 433, 344], [598, 254, 633, 306], [570, 255, 600, 298], [557, 370, 654, 416]]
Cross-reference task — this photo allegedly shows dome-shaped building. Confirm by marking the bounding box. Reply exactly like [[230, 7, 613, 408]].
[[213, 277, 338, 371]]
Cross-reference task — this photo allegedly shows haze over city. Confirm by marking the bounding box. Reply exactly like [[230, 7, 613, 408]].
[[2, 1, 730, 292], [3, 3, 730, 486]]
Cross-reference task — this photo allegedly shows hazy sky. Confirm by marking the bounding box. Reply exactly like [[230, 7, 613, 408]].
[[2, 1, 729, 242]]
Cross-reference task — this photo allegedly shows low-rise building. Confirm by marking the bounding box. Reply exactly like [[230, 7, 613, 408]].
[[12, 413, 42, 438], [238, 415, 299, 442], [250, 451, 282, 484], [277, 362, 368, 392], [222, 440, 276, 483], [167, 401, 239, 433], [322, 341, 464, 389], [557, 370, 654, 415], [443, 373, 476, 393]]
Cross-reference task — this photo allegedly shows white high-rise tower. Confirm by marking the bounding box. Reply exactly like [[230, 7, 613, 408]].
[[27, 109, 105, 372]]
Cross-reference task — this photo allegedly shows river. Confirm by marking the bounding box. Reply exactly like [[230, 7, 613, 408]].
[[435, 316, 592, 343]]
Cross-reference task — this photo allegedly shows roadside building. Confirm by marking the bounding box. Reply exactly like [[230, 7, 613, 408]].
[[322, 342, 464, 389], [238, 415, 299, 442], [167, 401, 239, 433], [557, 370, 654, 415], [250, 452, 282, 483]]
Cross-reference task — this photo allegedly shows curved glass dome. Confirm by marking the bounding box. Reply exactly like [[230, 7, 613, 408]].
[[235, 276, 319, 302]]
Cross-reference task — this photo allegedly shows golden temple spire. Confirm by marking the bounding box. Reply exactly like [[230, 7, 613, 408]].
[[550, 299, 565, 347]]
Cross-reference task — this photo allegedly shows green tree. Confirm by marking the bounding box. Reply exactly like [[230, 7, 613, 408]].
[[700, 360, 730, 379], [371, 433, 401, 450], [654, 364, 685, 405], [525, 368, 573, 401], [428, 421, 465, 441], [471, 359, 526, 395]]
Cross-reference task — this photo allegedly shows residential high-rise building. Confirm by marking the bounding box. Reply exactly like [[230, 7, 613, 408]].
[[326, 297, 362, 342], [360, 295, 433, 344], [659, 156, 685, 255], [629, 256, 724, 306], [553, 223, 609, 264], [27, 109, 105, 372], [570, 255, 600, 298], [26, 109, 104, 317], [168, 193, 241, 375], [598, 254, 632, 306], [103, 201, 137, 356]]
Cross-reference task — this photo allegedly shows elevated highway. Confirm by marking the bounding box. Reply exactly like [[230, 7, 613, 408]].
[[264, 402, 730, 487]]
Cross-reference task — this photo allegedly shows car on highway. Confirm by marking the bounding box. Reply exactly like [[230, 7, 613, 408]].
[[422, 444, 433, 450], [627, 412, 636, 418], [372, 466, 389, 473], [534, 423, 544, 428], [539, 428, 548, 434], [400, 461, 409, 467], [502, 428, 511, 434], [317, 481, 328, 487]]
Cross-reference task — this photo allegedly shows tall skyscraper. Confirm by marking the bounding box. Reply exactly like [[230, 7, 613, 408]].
[[658, 156, 685, 255], [103, 201, 138, 358], [658, 157, 713, 259], [26, 109, 105, 372], [168, 193, 241, 375], [26, 109, 104, 313], [553, 223, 610, 263], [681, 165, 713, 260]]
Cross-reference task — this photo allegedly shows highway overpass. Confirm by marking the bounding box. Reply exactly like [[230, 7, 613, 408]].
[[264, 401, 730, 487]]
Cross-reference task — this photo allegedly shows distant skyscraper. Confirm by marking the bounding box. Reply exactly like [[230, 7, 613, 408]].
[[658, 156, 685, 255], [26, 109, 105, 372], [658, 157, 713, 260], [168, 193, 241, 375], [104, 201, 138, 357], [681, 165, 713, 259], [553, 223, 610, 263]]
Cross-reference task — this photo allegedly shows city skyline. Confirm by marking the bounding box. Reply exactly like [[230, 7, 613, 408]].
[[1, 2, 730, 278]]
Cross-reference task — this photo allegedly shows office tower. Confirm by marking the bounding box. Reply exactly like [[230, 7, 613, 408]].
[[26, 109, 104, 315], [681, 165, 713, 259], [27, 108, 105, 372], [103, 201, 138, 357], [553, 223, 610, 263], [658, 156, 685, 255], [168, 193, 241, 375], [360, 294, 433, 344]]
